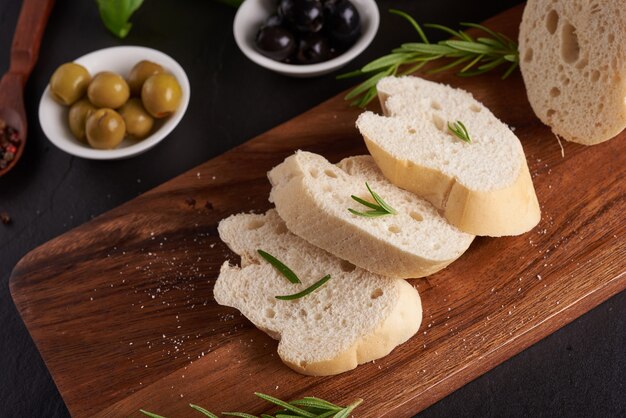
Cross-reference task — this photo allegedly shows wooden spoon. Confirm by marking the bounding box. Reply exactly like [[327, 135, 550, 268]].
[[0, 0, 55, 177]]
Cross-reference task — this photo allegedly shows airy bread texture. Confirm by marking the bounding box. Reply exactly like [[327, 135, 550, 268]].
[[268, 151, 474, 279], [214, 210, 423, 376], [356, 76, 540, 237], [519, 0, 626, 145]]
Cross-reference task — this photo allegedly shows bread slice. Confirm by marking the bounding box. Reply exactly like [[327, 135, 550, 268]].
[[268, 151, 474, 279], [214, 210, 422, 376], [519, 0, 626, 145], [356, 76, 540, 237]]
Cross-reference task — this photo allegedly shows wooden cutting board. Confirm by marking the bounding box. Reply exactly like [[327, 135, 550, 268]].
[[10, 4, 625, 418]]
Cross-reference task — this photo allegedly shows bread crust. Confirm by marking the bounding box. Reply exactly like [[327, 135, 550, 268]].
[[363, 134, 541, 236], [282, 280, 422, 376]]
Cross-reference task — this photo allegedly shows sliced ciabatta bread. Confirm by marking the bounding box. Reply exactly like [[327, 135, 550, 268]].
[[268, 151, 474, 279], [519, 0, 626, 145], [356, 76, 540, 237], [214, 210, 422, 376]]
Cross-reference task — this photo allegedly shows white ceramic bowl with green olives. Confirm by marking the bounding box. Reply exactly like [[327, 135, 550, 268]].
[[39, 46, 190, 160]]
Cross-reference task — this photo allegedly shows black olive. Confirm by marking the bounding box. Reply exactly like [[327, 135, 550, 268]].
[[255, 26, 297, 61], [295, 34, 332, 64], [325, 0, 360, 48], [321, 0, 339, 16], [278, 0, 325, 33], [262, 13, 284, 29]]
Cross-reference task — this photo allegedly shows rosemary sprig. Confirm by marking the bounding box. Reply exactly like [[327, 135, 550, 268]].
[[140, 393, 362, 418], [447, 120, 472, 143], [258, 250, 301, 284], [349, 182, 397, 218], [275, 275, 331, 301], [339, 9, 519, 107], [257, 250, 331, 300]]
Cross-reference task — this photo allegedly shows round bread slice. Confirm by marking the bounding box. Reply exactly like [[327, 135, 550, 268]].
[[356, 75, 541, 237], [268, 151, 474, 279], [214, 209, 422, 376], [519, 0, 626, 145]]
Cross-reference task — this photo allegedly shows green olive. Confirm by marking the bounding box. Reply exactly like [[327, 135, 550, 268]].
[[49, 63, 91, 106], [68, 99, 97, 142], [85, 108, 126, 150], [128, 60, 164, 96], [87, 72, 130, 109], [119, 98, 154, 139], [141, 73, 182, 118]]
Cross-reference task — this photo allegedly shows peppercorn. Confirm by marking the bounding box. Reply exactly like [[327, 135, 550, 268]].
[[0, 212, 11, 225], [0, 118, 21, 171]]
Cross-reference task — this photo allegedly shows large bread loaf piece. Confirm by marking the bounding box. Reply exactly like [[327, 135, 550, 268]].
[[519, 0, 626, 145]]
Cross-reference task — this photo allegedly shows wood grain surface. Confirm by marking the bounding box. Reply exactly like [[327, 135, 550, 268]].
[[10, 5, 625, 417]]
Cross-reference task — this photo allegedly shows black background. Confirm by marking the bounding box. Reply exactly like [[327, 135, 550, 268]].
[[0, 0, 624, 417]]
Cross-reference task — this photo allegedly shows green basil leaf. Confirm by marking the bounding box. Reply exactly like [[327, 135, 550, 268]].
[[96, 0, 144, 39]]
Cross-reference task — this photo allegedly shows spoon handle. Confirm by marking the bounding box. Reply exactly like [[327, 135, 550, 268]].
[[10, 0, 55, 86]]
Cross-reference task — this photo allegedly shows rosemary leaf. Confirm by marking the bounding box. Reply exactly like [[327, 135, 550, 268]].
[[315, 411, 340, 418], [344, 70, 391, 100], [257, 250, 301, 284], [389, 9, 429, 43], [424, 22, 472, 41], [254, 393, 316, 417], [140, 410, 167, 418], [333, 399, 364, 418], [361, 53, 413, 72], [190, 404, 219, 418], [461, 22, 511, 45], [366, 182, 397, 214], [348, 209, 391, 218], [501, 61, 519, 79], [336, 69, 365, 79], [444, 39, 495, 55], [350, 195, 380, 210], [349, 182, 397, 217], [477, 37, 504, 48], [399, 43, 453, 55], [426, 55, 472, 74], [222, 413, 258, 418], [448, 120, 472, 143], [275, 275, 331, 301], [399, 60, 429, 76], [459, 54, 484, 73], [477, 56, 506, 71], [291, 397, 342, 411]]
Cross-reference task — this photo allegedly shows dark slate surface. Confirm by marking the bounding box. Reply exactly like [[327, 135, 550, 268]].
[[0, 0, 624, 417]]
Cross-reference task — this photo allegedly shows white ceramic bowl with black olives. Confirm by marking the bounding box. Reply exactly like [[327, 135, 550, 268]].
[[234, 0, 379, 77]]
